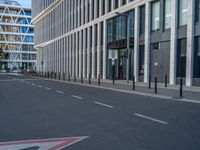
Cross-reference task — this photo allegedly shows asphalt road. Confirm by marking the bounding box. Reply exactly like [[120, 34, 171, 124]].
[[0, 73, 200, 150]]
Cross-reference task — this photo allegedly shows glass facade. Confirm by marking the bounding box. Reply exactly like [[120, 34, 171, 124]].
[[107, 10, 134, 80], [177, 39, 187, 78], [151, 1, 160, 31], [178, 0, 188, 26], [164, 0, 172, 29]]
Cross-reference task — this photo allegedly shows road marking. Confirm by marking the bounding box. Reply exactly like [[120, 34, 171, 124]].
[[72, 95, 83, 100], [94, 102, 114, 108], [134, 113, 168, 125], [32, 83, 35, 86], [37, 85, 43, 88], [27, 82, 30, 84], [0, 136, 89, 150], [56, 90, 64, 94], [45, 87, 51, 90], [20, 80, 25, 83]]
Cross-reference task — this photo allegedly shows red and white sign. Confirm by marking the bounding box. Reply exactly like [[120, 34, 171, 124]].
[[0, 136, 88, 150]]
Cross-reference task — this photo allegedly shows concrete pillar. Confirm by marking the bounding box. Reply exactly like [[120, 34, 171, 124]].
[[97, 22, 101, 77], [134, 6, 139, 82], [77, 0, 80, 27], [85, 0, 88, 23], [169, 0, 178, 85], [89, 0, 92, 21], [83, 29, 87, 77], [92, 25, 96, 78], [144, 2, 151, 83], [69, 36, 72, 75], [79, 31, 83, 77], [72, 34, 75, 77], [103, 20, 107, 79], [87, 27, 91, 78], [186, 0, 195, 86], [64, 38, 66, 73], [119, 0, 123, 7], [76, 32, 79, 76], [111, 0, 115, 11]]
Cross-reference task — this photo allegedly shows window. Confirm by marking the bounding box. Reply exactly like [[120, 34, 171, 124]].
[[164, 0, 171, 29], [151, 1, 160, 31], [195, 0, 200, 22], [139, 5, 145, 35], [177, 39, 187, 77], [178, 0, 188, 26]]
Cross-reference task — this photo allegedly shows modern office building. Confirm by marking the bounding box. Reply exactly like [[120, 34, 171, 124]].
[[32, 0, 200, 86], [0, 0, 36, 72]]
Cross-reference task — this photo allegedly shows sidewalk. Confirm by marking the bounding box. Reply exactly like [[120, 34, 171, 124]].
[[28, 74, 200, 102]]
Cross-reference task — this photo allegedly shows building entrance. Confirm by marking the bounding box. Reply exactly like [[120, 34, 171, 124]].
[[107, 48, 133, 80]]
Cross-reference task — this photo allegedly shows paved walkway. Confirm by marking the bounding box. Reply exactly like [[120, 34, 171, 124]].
[[24, 74, 200, 102]]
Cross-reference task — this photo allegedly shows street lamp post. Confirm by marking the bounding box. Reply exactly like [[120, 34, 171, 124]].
[[115, 12, 130, 83]]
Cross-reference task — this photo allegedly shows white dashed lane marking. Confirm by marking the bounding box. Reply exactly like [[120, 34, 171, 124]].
[[134, 113, 168, 125], [37, 85, 43, 88], [93, 102, 114, 109], [45, 87, 51, 90], [72, 95, 83, 100], [56, 90, 64, 94]]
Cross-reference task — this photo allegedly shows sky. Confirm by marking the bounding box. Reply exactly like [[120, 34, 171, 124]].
[[16, 0, 31, 8]]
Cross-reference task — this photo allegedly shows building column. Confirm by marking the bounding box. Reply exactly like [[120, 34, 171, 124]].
[[63, 38, 66, 73], [144, 2, 151, 83], [111, 0, 115, 11], [103, 20, 107, 79], [89, 0, 93, 21], [87, 27, 91, 78], [92, 25, 96, 79], [134, 6, 139, 82], [76, 32, 79, 77], [119, 0, 123, 7], [72, 34, 75, 77], [79, 31, 83, 77], [69, 36, 72, 75], [169, 0, 178, 85], [83, 29, 87, 77], [97, 22, 101, 77], [85, 0, 88, 23], [186, 0, 195, 86]]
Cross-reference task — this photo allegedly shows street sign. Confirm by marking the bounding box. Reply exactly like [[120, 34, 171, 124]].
[[0, 136, 88, 150]]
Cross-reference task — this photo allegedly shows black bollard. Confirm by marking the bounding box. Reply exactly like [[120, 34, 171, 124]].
[[63, 73, 65, 81], [180, 78, 183, 97], [81, 74, 83, 83], [98, 75, 100, 86], [59, 73, 61, 80], [55, 72, 57, 79], [112, 65, 115, 85], [132, 76, 135, 90], [165, 74, 168, 87], [155, 77, 157, 94], [68, 73, 71, 81], [89, 74, 91, 84], [149, 75, 151, 89]]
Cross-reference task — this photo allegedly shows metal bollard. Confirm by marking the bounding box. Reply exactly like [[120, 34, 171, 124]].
[[55, 72, 57, 79], [74, 75, 76, 82], [165, 74, 168, 87], [98, 75, 100, 86], [149, 75, 151, 89], [63, 73, 65, 81], [132, 76, 135, 90], [155, 77, 157, 94], [180, 78, 183, 97], [59, 73, 61, 80], [81, 74, 83, 83], [68, 73, 71, 81], [89, 74, 91, 84], [112, 66, 115, 85]]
